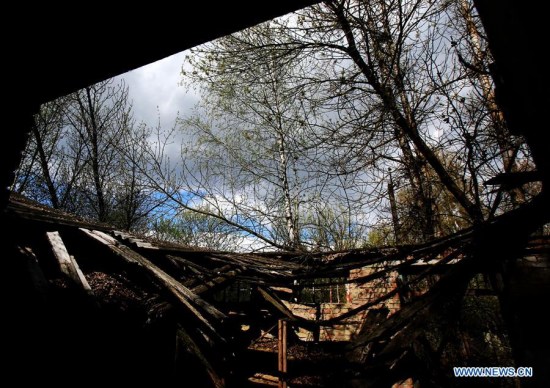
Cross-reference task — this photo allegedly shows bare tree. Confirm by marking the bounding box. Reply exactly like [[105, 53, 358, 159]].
[[133, 22, 378, 251], [14, 98, 68, 207], [450, 0, 528, 210], [15, 79, 161, 231], [63, 80, 132, 222], [141, 0, 523, 249], [266, 0, 534, 236]]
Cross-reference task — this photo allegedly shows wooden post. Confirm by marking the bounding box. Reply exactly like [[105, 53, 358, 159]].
[[278, 319, 287, 388], [313, 303, 321, 343]]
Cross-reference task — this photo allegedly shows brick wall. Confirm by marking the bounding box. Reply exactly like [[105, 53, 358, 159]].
[[284, 263, 401, 341], [348, 265, 401, 315]]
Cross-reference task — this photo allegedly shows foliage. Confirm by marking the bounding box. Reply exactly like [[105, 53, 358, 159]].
[[149, 205, 244, 251], [14, 0, 538, 252]]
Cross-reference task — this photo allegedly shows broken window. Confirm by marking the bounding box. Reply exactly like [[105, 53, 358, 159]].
[[296, 277, 347, 304]]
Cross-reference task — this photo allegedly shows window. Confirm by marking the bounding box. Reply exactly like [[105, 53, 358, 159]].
[[296, 277, 347, 304]]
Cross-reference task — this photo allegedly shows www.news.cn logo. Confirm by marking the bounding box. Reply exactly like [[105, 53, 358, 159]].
[[453, 367, 533, 378]]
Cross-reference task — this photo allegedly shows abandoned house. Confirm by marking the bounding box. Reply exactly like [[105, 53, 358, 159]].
[[2, 1, 549, 387]]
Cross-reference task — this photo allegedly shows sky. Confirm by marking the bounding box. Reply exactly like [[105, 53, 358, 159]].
[[116, 50, 197, 130], [113, 52, 275, 251]]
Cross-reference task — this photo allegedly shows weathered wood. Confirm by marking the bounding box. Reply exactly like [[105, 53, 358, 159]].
[[46, 231, 91, 291], [167, 255, 215, 276], [210, 253, 297, 278], [80, 228, 227, 343], [112, 230, 158, 249], [248, 373, 278, 386], [70, 255, 92, 292], [175, 264, 235, 292], [192, 268, 242, 295], [7, 196, 112, 231], [89, 229, 119, 244], [256, 287, 316, 331], [269, 286, 293, 294], [176, 325, 225, 388], [257, 287, 298, 322], [278, 319, 288, 388]]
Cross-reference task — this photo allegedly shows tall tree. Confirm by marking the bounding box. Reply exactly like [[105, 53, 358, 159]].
[[15, 79, 159, 231], [450, 0, 527, 209], [14, 98, 68, 208], [64, 80, 132, 222], [317, 0, 483, 224], [143, 0, 527, 249], [139, 22, 375, 251], [267, 0, 533, 234]]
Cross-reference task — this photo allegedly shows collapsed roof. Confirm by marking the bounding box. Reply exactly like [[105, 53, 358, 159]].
[[4, 192, 548, 386]]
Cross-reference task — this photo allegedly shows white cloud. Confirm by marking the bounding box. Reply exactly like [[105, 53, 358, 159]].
[[116, 50, 199, 129]]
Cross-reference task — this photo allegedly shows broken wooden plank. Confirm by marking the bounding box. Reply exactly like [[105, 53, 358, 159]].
[[80, 228, 227, 342], [250, 373, 279, 386], [257, 287, 297, 322], [256, 287, 315, 331], [70, 255, 92, 292], [134, 241, 158, 249], [167, 255, 216, 276], [112, 230, 159, 249], [46, 231, 91, 292], [177, 264, 233, 290], [269, 287, 293, 294], [89, 229, 119, 245], [176, 325, 225, 388], [192, 268, 242, 295], [248, 373, 278, 386]]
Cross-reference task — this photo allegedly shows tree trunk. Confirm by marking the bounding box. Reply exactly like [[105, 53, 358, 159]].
[[329, 1, 484, 224], [31, 123, 60, 208], [388, 174, 401, 243], [84, 87, 107, 222], [278, 130, 298, 248]]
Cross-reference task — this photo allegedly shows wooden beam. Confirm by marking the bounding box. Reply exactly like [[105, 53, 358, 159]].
[[192, 268, 242, 295], [257, 287, 297, 322], [176, 325, 225, 388], [256, 287, 316, 331], [178, 264, 234, 290], [46, 231, 91, 292], [112, 230, 159, 249], [248, 373, 278, 386], [80, 228, 227, 343], [167, 255, 215, 276]]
